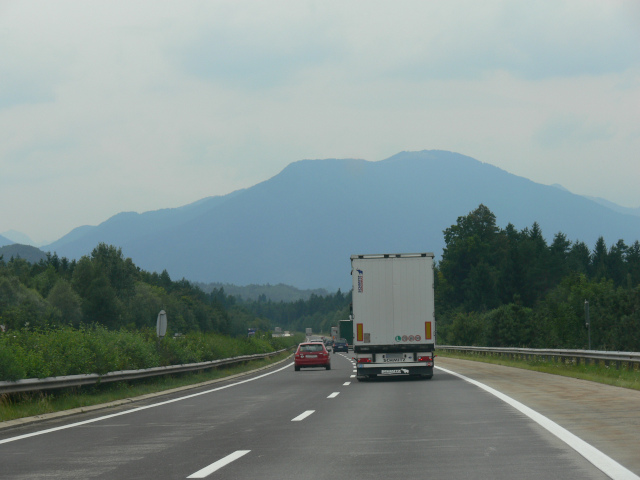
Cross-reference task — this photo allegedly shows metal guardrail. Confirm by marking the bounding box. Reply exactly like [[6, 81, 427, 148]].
[[0, 349, 291, 395], [437, 346, 640, 370]]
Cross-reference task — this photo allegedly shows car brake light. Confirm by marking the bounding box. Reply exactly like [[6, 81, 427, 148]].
[[357, 358, 371, 363]]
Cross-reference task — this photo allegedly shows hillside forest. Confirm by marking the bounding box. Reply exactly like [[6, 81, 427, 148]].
[[1, 203, 639, 359]]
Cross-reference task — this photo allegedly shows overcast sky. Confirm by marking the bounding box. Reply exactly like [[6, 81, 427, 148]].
[[1, 0, 639, 244]]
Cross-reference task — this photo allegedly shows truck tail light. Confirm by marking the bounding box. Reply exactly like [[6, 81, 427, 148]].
[[357, 358, 372, 363], [418, 356, 432, 362]]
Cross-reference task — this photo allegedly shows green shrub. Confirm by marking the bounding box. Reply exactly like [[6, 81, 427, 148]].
[[0, 345, 25, 381], [0, 325, 300, 381]]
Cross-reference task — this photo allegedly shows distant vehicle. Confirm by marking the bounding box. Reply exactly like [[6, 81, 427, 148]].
[[332, 338, 348, 353], [352, 253, 435, 380], [330, 326, 339, 341], [339, 320, 353, 348], [294, 342, 331, 371]]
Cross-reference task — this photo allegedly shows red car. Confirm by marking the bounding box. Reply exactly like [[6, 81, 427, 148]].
[[294, 342, 331, 371]]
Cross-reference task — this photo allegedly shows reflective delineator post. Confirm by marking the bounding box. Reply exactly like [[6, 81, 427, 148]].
[[584, 300, 590, 350]]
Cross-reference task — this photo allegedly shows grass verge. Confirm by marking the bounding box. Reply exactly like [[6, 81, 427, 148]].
[[0, 352, 292, 423], [436, 350, 640, 391]]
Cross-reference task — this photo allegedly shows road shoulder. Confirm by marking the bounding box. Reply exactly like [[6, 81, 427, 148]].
[[436, 356, 640, 475]]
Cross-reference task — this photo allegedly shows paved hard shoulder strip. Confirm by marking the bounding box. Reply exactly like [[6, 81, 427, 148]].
[[436, 357, 640, 476]]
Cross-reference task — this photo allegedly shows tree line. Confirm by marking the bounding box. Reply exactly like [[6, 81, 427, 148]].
[[0, 243, 348, 339], [2, 203, 640, 352], [436, 204, 640, 350], [0, 244, 305, 381], [232, 289, 352, 336], [0, 243, 253, 337]]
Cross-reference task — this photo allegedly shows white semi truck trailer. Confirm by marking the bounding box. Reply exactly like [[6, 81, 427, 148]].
[[351, 253, 435, 380]]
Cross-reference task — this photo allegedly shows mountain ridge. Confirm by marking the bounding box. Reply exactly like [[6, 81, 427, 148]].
[[0, 244, 48, 263], [40, 150, 640, 290]]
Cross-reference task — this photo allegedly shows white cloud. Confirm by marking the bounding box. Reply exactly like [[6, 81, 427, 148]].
[[0, 0, 639, 242], [533, 115, 615, 150]]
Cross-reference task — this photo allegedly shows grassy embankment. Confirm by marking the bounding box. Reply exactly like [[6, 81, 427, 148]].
[[0, 352, 293, 422], [436, 349, 640, 391], [0, 326, 301, 422]]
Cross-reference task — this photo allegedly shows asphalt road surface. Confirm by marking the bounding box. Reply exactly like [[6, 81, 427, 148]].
[[0, 353, 637, 479]]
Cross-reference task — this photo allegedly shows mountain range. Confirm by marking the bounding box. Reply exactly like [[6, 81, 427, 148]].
[[0, 244, 48, 264], [9, 150, 640, 291]]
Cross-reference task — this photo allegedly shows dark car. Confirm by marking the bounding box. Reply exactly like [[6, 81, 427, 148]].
[[294, 342, 331, 371], [332, 338, 348, 353]]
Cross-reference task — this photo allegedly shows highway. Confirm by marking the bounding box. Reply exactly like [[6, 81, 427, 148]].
[[0, 353, 638, 479]]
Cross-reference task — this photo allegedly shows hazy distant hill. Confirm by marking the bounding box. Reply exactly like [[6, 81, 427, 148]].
[[1, 230, 35, 246], [586, 196, 640, 217], [0, 244, 48, 263], [48, 191, 245, 253], [0, 234, 14, 247], [44, 150, 640, 290], [196, 282, 330, 302]]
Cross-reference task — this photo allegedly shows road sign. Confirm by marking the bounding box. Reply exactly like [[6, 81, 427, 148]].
[[157, 310, 167, 338]]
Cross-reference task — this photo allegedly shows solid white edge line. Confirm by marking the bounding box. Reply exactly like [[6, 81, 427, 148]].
[[291, 410, 315, 422], [327, 392, 340, 398], [0, 363, 294, 445], [435, 366, 640, 480], [187, 450, 250, 478]]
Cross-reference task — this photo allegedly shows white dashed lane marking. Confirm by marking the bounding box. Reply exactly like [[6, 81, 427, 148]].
[[187, 450, 250, 478], [291, 410, 315, 422]]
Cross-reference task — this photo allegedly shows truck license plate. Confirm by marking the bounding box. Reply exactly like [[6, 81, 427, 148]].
[[381, 368, 409, 375], [383, 354, 403, 362]]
